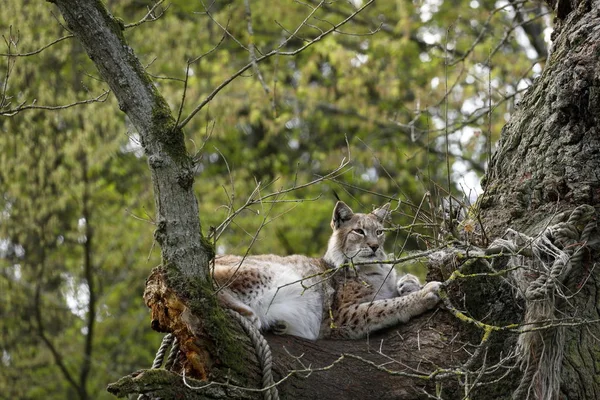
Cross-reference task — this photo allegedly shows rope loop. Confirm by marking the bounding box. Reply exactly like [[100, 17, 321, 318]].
[[227, 309, 280, 400]]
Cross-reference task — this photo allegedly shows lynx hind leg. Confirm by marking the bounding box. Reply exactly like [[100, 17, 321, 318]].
[[217, 291, 261, 329], [396, 273, 422, 296], [272, 320, 289, 335]]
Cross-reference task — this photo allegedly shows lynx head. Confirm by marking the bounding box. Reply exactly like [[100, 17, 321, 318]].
[[323, 201, 390, 268]]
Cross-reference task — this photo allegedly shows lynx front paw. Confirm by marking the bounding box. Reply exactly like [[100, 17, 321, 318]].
[[421, 281, 442, 308], [423, 281, 442, 293], [397, 273, 422, 296]]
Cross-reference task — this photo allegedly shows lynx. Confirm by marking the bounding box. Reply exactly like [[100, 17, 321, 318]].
[[213, 201, 441, 340]]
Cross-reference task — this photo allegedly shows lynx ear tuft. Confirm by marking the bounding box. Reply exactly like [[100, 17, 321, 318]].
[[331, 201, 354, 229], [372, 203, 391, 222]]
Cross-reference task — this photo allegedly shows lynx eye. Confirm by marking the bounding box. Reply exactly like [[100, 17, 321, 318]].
[[352, 228, 365, 236], [376, 229, 384, 236]]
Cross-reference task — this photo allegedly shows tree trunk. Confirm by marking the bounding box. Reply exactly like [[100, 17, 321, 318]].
[[52, 0, 599, 399], [479, 0, 600, 398], [50, 0, 213, 279], [50, 0, 258, 394]]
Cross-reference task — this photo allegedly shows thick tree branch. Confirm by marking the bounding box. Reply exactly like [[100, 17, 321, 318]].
[[50, 0, 213, 278]]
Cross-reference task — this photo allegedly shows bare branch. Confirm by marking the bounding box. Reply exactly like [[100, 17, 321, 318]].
[[178, 0, 375, 129], [1, 90, 110, 117], [211, 156, 351, 241], [0, 34, 73, 57], [199, 0, 249, 52], [173, 31, 228, 128], [124, 0, 169, 29], [244, 0, 270, 94]]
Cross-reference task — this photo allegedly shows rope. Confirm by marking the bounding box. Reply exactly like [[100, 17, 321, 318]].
[[151, 333, 174, 369], [527, 205, 595, 300], [512, 356, 536, 400], [227, 309, 279, 400], [487, 206, 596, 301], [494, 205, 597, 400], [564, 205, 595, 267], [164, 336, 179, 371], [525, 233, 569, 300], [137, 333, 174, 400]]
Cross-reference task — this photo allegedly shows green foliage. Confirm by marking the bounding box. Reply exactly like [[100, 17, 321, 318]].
[[0, 0, 547, 398], [0, 3, 161, 398]]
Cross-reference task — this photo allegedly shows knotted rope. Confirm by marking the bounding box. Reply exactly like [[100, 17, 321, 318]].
[[487, 205, 596, 400]]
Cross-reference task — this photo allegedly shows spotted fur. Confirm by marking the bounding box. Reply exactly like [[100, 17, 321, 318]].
[[213, 201, 441, 340]]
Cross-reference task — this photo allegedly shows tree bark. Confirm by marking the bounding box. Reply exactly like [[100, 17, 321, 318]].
[[50, 0, 213, 279], [480, 0, 600, 398], [51, 0, 600, 399]]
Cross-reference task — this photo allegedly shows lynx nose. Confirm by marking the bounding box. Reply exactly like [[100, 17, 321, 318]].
[[369, 244, 379, 253]]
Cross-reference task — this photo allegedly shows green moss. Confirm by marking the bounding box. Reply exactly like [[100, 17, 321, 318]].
[[593, 344, 600, 373], [163, 263, 250, 380], [199, 234, 216, 261], [115, 17, 125, 31], [99, 0, 189, 167], [108, 368, 210, 398], [94, 0, 127, 43], [565, 339, 584, 369], [150, 103, 191, 166], [595, 349, 600, 387]]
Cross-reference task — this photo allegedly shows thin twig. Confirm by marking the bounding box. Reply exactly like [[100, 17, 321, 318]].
[[0, 34, 73, 57], [124, 0, 168, 29], [178, 0, 375, 129], [244, 0, 269, 94], [1, 90, 110, 117]]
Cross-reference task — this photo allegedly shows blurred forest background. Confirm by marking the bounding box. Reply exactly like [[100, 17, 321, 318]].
[[1, 0, 549, 398]]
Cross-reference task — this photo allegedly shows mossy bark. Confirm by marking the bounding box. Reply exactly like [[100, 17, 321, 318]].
[[51, 0, 213, 279], [145, 266, 255, 380], [107, 369, 255, 399], [480, 0, 600, 397]]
